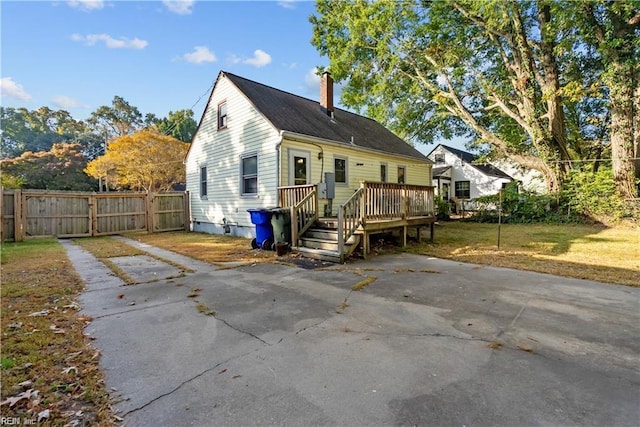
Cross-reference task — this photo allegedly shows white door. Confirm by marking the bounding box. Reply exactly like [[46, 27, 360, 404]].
[[288, 150, 311, 186]]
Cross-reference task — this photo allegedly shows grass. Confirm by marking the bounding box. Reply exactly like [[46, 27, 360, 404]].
[[0, 238, 114, 425], [123, 231, 277, 264], [405, 222, 639, 287], [73, 237, 194, 285]]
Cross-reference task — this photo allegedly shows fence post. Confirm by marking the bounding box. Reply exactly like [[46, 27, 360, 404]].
[[15, 190, 24, 241], [89, 193, 96, 236], [146, 192, 154, 233], [183, 191, 190, 231]]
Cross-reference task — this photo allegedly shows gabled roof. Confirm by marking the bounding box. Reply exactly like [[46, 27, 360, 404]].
[[432, 165, 451, 176], [222, 72, 428, 161], [429, 144, 512, 179]]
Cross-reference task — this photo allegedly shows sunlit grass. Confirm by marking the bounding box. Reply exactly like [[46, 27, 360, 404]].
[[406, 222, 639, 286], [124, 231, 277, 264]]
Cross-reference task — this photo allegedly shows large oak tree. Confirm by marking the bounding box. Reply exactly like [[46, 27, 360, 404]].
[[311, 0, 639, 196]]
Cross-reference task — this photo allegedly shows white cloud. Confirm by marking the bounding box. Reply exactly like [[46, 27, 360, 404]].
[[0, 77, 32, 101], [52, 95, 89, 109], [71, 33, 148, 49], [182, 46, 216, 64], [277, 0, 297, 9], [304, 67, 321, 92], [163, 0, 194, 15], [67, 0, 104, 12], [243, 49, 272, 68]]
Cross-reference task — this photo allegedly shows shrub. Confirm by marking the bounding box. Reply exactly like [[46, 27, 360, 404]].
[[435, 196, 451, 220]]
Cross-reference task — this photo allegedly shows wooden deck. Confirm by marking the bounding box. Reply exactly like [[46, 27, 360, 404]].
[[278, 182, 436, 262]]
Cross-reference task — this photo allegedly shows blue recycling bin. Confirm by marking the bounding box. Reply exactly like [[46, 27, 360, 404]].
[[247, 208, 274, 250]]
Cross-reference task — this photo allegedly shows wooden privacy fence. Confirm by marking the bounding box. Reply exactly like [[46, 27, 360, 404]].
[[1, 189, 189, 242]]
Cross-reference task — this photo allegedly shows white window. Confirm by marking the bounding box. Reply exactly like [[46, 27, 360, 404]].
[[200, 166, 207, 198], [334, 156, 347, 184], [397, 166, 406, 184], [241, 154, 258, 196], [434, 153, 445, 163], [218, 101, 227, 129]]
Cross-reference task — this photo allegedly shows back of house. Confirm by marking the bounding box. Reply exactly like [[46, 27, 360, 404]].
[[185, 70, 432, 238]]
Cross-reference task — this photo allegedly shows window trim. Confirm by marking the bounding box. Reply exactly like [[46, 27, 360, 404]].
[[455, 180, 471, 199], [288, 149, 311, 186], [333, 155, 348, 185], [200, 165, 208, 199], [240, 152, 258, 197], [217, 100, 228, 130], [380, 163, 387, 183], [397, 165, 406, 184]]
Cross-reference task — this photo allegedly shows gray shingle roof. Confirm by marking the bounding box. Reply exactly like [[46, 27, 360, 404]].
[[223, 72, 427, 161], [432, 144, 512, 179]]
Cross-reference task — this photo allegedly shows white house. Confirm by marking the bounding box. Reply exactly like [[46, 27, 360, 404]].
[[426, 144, 513, 205], [185, 71, 433, 242]]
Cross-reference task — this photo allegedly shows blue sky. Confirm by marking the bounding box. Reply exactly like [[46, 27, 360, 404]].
[[1, 0, 462, 154]]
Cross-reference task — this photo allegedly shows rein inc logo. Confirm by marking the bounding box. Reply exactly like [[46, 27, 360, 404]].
[[1, 417, 36, 425]]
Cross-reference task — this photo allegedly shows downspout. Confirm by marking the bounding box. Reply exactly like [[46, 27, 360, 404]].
[[276, 131, 284, 200]]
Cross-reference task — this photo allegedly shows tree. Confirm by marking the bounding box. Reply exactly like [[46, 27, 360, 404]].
[[578, 2, 639, 197], [85, 130, 188, 192], [87, 95, 143, 140], [155, 109, 198, 143], [0, 143, 97, 190], [310, 0, 638, 195], [1, 106, 90, 158]]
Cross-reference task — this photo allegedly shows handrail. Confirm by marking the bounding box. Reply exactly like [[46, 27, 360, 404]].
[[363, 182, 435, 220], [278, 184, 316, 208], [290, 187, 318, 246], [338, 185, 365, 261]]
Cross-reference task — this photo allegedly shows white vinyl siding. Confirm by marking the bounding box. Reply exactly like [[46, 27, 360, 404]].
[[185, 76, 279, 235]]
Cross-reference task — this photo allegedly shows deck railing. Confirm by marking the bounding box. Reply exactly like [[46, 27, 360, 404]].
[[278, 184, 318, 246], [364, 182, 435, 220], [337, 186, 364, 262]]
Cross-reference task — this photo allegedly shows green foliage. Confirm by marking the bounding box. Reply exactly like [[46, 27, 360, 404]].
[[310, 0, 639, 195], [155, 109, 198, 143], [465, 172, 639, 224], [563, 169, 638, 222], [1, 143, 97, 190], [435, 195, 451, 220], [470, 183, 566, 224]]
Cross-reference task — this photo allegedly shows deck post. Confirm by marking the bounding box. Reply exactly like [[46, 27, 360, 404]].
[[402, 225, 407, 247], [430, 222, 435, 242]]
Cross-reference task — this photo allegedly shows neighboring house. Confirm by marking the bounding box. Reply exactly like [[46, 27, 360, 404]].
[[426, 144, 513, 206], [490, 159, 547, 193], [185, 71, 433, 244]]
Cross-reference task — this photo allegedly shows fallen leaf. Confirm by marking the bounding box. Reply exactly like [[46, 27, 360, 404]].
[[8, 322, 23, 329], [232, 375, 241, 379], [218, 369, 227, 374], [517, 344, 534, 353], [62, 366, 78, 374], [38, 409, 50, 422], [18, 380, 33, 388], [117, 294, 125, 299], [28, 309, 50, 317]]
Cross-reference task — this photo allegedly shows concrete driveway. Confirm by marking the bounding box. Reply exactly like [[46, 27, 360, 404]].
[[61, 238, 640, 426]]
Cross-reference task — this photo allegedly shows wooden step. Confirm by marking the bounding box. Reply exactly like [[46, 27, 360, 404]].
[[314, 218, 339, 229], [298, 236, 339, 251], [304, 228, 338, 240], [292, 246, 341, 263]]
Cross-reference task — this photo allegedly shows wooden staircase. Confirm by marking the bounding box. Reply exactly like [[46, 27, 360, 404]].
[[293, 218, 361, 263]]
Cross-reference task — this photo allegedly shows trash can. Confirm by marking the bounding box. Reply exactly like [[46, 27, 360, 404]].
[[247, 208, 274, 250], [270, 207, 291, 254]]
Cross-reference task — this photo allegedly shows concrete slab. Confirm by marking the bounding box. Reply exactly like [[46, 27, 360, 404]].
[[61, 238, 640, 427]]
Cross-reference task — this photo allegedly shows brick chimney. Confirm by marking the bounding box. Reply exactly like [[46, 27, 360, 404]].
[[320, 71, 334, 116]]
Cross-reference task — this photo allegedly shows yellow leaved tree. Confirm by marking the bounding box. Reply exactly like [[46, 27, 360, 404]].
[[85, 130, 189, 191]]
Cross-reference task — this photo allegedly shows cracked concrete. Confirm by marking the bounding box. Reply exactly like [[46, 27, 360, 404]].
[[61, 239, 640, 426]]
